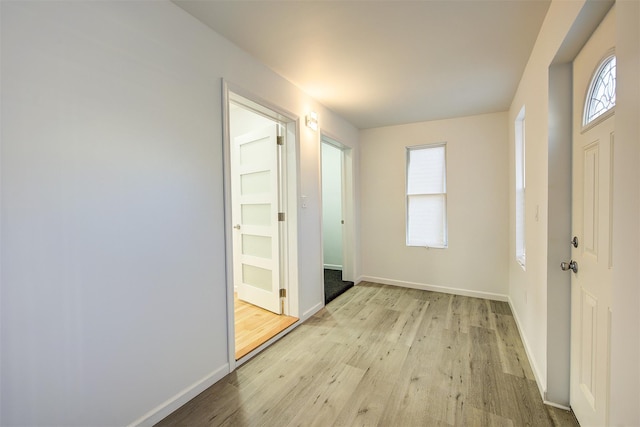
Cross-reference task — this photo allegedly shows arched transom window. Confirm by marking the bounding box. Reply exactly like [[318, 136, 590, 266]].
[[584, 54, 616, 126]]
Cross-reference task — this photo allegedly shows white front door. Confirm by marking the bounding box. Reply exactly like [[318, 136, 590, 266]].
[[231, 125, 281, 314], [570, 9, 615, 426]]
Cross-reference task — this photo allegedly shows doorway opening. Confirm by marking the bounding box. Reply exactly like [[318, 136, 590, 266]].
[[223, 83, 300, 364], [321, 134, 355, 304]]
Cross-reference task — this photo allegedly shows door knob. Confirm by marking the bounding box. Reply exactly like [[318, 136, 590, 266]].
[[560, 260, 578, 273], [233, 224, 241, 230]]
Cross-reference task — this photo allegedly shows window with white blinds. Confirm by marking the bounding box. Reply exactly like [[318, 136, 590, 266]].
[[406, 143, 447, 248]]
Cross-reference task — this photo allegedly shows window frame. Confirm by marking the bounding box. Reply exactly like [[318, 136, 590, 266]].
[[582, 52, 616, 131], [405, 142, 448, 249], [515, 107, 526, 269]]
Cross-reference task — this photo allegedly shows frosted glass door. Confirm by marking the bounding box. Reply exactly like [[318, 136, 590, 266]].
[[231, 125, 281, 314]]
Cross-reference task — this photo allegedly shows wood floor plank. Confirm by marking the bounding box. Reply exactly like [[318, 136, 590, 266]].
[[230, 314, 350, 388], [222, 344, 354, 426], [156, 283, 579, 427], [499, 373, 555, 426], [251, 342, 363, 426], [385, 296, 429, 346], [463, 406, 515, 427], [467, 326, 508, 418], [333, 342, 410, 426], [494, 313, 536, 380], [470, 298, 497, 331], [437, 329, 472, 425], [155, 380, 241, 426], [446, 294, 472, 333], [490, 300, 513, 316], [286, 363, 367, 427]]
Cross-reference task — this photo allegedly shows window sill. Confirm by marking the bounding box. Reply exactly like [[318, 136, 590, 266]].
[[407, 244, 448, 249]]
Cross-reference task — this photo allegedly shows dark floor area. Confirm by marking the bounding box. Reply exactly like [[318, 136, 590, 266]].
[[324, 269, 354, 304]]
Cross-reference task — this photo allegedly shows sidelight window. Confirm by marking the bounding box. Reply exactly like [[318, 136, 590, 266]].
[[515, 107, 526, 268]]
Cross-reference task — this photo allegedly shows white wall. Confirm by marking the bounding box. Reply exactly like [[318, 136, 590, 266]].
[[507, 0, 587, 397], [610, 0, 640, 424], [322, 143, 343, 269], [0, 1, 359, 425], [360, 112, 509, 299]]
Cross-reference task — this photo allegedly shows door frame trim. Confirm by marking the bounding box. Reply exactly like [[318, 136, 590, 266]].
[[222, 80, 300, 370], [320, 132, 356, 286]]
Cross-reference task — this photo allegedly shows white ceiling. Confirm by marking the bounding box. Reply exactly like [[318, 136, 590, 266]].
[[174, 0, 551, 129]]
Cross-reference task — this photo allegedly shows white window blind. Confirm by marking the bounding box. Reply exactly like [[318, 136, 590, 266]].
[[406, 144, 447, 248]]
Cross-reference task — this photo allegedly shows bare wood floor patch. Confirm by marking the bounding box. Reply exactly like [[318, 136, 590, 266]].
[[234, 293, 298, 360], [158, 283, 578, 426]]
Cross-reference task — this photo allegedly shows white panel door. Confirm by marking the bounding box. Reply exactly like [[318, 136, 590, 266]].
[[570, 13, 614, 425], [570, 117, 613, 427], [231, 125, 281, 314]]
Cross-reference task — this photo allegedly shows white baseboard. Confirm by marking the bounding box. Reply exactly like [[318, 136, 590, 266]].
[[323, 264, 343, 270], [543, 399, 571, 411], [129, 363, 229, 427], [360, 275, 508, 302], [507, 296, 547, 402], [302, 301, 324, 320]]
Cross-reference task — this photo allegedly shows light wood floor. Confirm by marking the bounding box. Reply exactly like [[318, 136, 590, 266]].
[[235, 293, 298, 360], [158, 283, 579, 426]]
